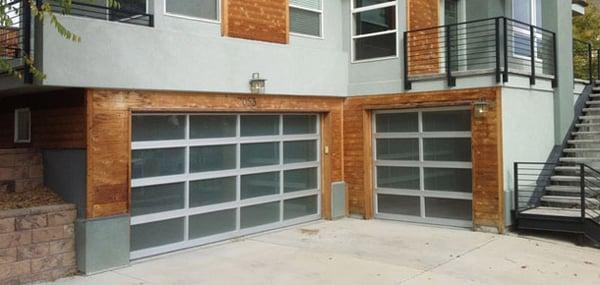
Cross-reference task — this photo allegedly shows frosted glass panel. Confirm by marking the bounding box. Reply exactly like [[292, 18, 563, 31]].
[[423, 138, 471, 162], [376, 113, 418, 133], [189, 177, 236, 207], [189, 209, 236, 239], [132, 148, 185, 179], [131, 218, 184, 251], [241, 142, 280, 168], [422, 110, 471, 132], [425, 198, 472, 220], [284, 195, 318, 220], [283, 115, 317, 134], [131, 183, 185, 216], [424, 168, 472, 193], [190, 145, 236, 173], [377, 166, 420, 190], [241, 172, 280, 199], [240, 115, 279, 136], [377, 194, 420, 216], [284, 168, 318, 193], [376, 139, 419, 161], [165, 0, 218, 20], [190, 115, 236, 139], [241, 202, 280, 229], [284, 140, 317, 164], [132, 115, 185, 141]]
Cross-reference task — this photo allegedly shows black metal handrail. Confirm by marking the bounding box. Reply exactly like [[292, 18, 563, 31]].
[[573, 39, 593, 84], [46, 0, 154, 27], [1, 0, 31, 82], [514, 162, 600, 225], [404, 16, 557, 90]]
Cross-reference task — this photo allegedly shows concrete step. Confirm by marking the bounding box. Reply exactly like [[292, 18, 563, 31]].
[[564, 148, 600, 153], [567, 139, 600, 144], [590, 94, 600, 98], [579, 115, 600, 120], [555, 166, 581, 172], [546, 185, 600, 193], [586, 101, 600, 105], [550, 175, 583, 182], [584, 107, 600, 112], [541, 195, 600, 206], [572, 131, 600, 135], [559, 157, 600, 163], [576, 123, 600, 128], [546, 185, 582, 193]]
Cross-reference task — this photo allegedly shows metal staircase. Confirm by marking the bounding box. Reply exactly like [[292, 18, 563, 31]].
[[514, 84, 600, 244]]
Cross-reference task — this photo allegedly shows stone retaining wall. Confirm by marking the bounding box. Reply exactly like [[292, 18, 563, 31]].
[[0, 204, 77, 284], [0, 148, 44, 193]]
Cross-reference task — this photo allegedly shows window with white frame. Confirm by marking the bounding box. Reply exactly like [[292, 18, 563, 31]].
[[165, 0, 219, 21], [512, 0, 542, 58], [290, 0, 323, 37], [14, 108, 31, 143], [351, 0, 397, 61]]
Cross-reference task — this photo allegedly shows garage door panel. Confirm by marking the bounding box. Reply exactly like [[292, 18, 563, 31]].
[[189, 177, 237, 207], [189, 144, 237, 172], [190, 115, 237, 139], [132, 115, 186, 142], [130, 113, 321, 259], [131, 183, 185, 216], [132, 148, 185, 179], [374, 108, 473, 226]]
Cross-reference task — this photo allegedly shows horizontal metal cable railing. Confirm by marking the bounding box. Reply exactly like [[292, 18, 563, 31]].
[[0, 0, 28, 76], [46, 0, 153, 27], [514, 162, 600, 225], [573, 39, 593, 84], [403, 17, 557, 90]]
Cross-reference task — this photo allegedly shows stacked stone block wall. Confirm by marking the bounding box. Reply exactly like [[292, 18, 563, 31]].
[[0, 149, 43, 193], [0, 204, 77, 284]]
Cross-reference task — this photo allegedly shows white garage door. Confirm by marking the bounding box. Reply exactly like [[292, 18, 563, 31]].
[[373, 107, 473, 227], [129, 114, 321, 259]]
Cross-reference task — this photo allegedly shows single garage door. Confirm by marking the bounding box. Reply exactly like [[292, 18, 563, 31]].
[[373, 107, 473, 227], [129, 114, 321, 259]]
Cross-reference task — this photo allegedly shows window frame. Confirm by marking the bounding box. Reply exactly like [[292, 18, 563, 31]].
[[289, 0, 324, 39], [511, 0, 542, 61], [350, 0, 399, 63], [163, 0, 221, 24], [14, 108, 31, 144]]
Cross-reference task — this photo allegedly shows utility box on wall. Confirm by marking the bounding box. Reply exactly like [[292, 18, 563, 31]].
[[331, 182, 346, 219]]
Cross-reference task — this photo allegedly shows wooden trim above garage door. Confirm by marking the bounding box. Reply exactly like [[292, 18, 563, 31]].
[[85, 89, 344, 219], [343, 87, 504, 233]]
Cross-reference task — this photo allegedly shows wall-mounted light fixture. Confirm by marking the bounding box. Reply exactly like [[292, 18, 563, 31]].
[[473, 100, 490, 119], [249, 73, 266, 94]]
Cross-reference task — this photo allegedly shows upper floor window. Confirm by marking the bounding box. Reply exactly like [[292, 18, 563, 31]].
[[165, 0, 219, 22], [290, 0, 323, 37], [351, 0, 397, 62], [512, 0, 542, 58], [14, 108, 31, 144], [109, 0, 148, 21]]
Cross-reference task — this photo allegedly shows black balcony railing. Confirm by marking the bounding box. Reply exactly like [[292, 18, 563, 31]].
[[573, 39, 593, 84], [47, 0, 154, 27], [403, 17, 557, 90], [1, 0, 32, 82]]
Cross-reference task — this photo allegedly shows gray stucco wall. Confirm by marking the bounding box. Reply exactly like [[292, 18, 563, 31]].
[[43, 149, 87, 218], [40, 0, 348, 96]]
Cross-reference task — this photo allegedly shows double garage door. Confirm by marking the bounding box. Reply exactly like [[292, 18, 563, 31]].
[[373, 107, 473, 227], [129, 114, 321, 259]]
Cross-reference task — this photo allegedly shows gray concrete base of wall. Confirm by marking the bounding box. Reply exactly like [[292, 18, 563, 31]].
[[76, 215, 129, 274]]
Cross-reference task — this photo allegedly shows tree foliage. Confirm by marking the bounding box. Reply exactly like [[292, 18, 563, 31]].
[[573, 1, 600, 80], [0, 0, 119, 81]]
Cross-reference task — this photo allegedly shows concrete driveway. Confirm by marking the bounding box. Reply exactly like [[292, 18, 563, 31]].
[[45, 219, 600, 285]]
